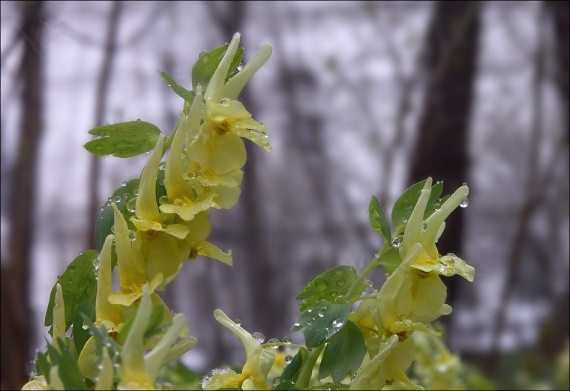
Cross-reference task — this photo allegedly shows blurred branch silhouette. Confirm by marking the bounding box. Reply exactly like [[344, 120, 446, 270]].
[[1, 1, 45, 389]]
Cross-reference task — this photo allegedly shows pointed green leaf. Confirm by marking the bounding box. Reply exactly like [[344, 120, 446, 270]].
[[318, 320, 366, 383], [192, 44, 243, 91], [159, 71, 195, 103], [391, 179, 427, 234], [84, 120, 163, 158], [44, 251, 98, 333], [72, 303, 95, 355], [369, 195, 391, 242], [94, 178, 139, 252], [296, 266, 365, 311], [291, 301, 350, 348], [279, 349, 307, 384]]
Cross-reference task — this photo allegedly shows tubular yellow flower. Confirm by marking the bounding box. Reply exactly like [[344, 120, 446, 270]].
[[203, 309, 275, 390], [118, 288, 196, 390], [95, 234, 125, 331], [131, 136, 191, 240], [109, 203, 162, 307], [400, 178, 474, 282]]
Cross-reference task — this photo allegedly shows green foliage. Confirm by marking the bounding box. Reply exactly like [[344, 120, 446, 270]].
[[156, 360, 203, 390], [295, 266, 367, 311], [391, 179, 427, 235], [72, 303, 95, 355], [44, 251, 98, 333], [319, 320, 366, 382], [46, 338, 88, 390], [84, 120, 163, 158], [279, 349, 307, 384], [369, 195, 391, 243], [191, 44, 244, 91], [95, 178, 139, 251], [375, 246, 402, 275], [291, 301, 351, 348], [159, 71, 195, 104]]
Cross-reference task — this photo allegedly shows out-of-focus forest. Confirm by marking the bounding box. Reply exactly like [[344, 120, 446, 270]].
[[1, 1, 568, 389]]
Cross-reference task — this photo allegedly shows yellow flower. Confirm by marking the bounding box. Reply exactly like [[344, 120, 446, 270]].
[[131, 136, 192, 239], [203, 309, 275, 390], [118, 288, 196, 390], [400, 178, 474, 282]]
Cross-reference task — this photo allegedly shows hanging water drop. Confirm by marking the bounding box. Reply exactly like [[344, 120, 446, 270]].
[[126, 198, 137, 213], [128, 230, 136, 241], [460, 198, 469, 208], [234, 319, 242, 327], [267, 338, 280, 349], [391, 237, 403, 248], [252, 332, 265, 344], [159, 195, 170, 205]]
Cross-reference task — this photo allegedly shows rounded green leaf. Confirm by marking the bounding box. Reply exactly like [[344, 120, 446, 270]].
[[319, 320, 366, 383], [291, 301, 351, 348]]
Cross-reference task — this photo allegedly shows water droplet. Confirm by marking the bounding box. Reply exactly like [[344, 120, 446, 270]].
[[434, 203, 441, 211], [97, 363, 103, 371], [460, 198, 469, 208], [234, 319, 242, 327], [200, 375, 212, 389], [199, 51, 207, 58], [391, 237, 403, 248], [422, 221, 428, 232], [248, 128, 268, 138], [334, 295, 347, 304], [285, 355, 293, 364], [268, 338, 280, 349], [110, 225, 115, 233], [159, 195, 170, 205], [462, 181, 468, 187], [404, 200, 412, 210], [273, 377, 281, 386], [307, 309, 313, 313], [293, 322, 301, 328], [114, 195, 122, 204], [126, 198, 137, 213], [252, 332, 265, 344], [121, 181, 127, 187], [128, 230, 136, 241], [219, 98, 230, 105], [317, 311, 325, 318], [282, 336, 292, 344], [332, 320, 344, 328], [133, 189, 139, 196], [159, 162, 166, 171]]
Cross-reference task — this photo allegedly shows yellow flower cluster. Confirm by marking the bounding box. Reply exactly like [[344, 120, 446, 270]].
[[349, 178, 475, 390], [24, 32, 272, 390]]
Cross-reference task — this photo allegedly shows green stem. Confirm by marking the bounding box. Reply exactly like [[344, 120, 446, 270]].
[[346, 242, 390, 299], [295, 345, 324, 389]]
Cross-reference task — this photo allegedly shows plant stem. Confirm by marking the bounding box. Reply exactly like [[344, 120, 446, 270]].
[[295, 345, 324, 389], [346, 242, 389, 299]]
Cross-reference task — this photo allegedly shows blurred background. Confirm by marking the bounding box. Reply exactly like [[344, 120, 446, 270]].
[[1, 1, 568, 389]]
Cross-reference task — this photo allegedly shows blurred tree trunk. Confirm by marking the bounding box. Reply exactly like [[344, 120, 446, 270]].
[[408, 1, 483, 308], [0, 1, 45, 389], [87, 1, 123, 249], [539, 0, 569, 359]]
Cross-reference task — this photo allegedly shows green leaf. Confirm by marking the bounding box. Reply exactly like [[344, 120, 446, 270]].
[[279, 349, 307, 383], [375, 247, 403, 275], [72, 303, 95, 355], [391, 179, 427, 235], [95, 178, 139, 252], [369, 195, 391, 242], [47, 337, 88, 390], [36, 350, 51, 378], [291, 301, 351, 348], [82, 315, 121, 361], [192, 44, 244, 91], [159, 71, 195, 104], [84, 120, 163, 158], [318, 320, 366, 383], [423, 180, 444, 218], [275, 380, 299, 390], [296, 266, 366, 311], [156, 360, 203, 390], [44, 251, 98, 333]]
